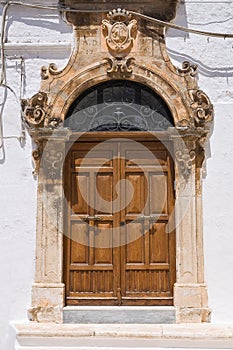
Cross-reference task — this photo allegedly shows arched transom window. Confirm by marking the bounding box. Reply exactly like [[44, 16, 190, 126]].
[[64, 80, 174, 132]]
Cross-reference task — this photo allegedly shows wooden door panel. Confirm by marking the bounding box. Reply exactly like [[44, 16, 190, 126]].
[[125, 223, 145, 264], [71, 150, 114, 169], [120, 141, 174, 305], [93, 224, 113, 263], [64, 138, 175, 306], [70, 222, 89, 264], [71, 174, 89, 214], [149, 173, 168, 215], [70, 270, 114, 293], [149, 223, 169, 263], [65, 142, 119, 305], [125, 270, 169, 293], [125, 173, 146, 215], [95, 173, 114, 214]]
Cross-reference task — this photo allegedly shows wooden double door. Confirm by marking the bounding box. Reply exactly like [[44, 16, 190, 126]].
[[64, 135, 175, 306]]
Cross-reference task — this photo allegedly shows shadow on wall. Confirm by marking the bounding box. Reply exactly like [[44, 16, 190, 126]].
[[166, 1, 233, 78], [4, 5, 72, 60], [167, 48, 233, 78], [6, 5, 72, 36], [166, 0, 189, 39]]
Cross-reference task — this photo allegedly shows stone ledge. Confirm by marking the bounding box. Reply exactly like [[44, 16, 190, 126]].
[[13, 322, 233, 349]]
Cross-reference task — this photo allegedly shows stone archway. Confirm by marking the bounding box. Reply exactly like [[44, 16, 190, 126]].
[[22, 8, 213, 324]]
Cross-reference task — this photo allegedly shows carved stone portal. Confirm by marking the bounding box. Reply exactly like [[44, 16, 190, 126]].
[[22, 8, 213, 324]]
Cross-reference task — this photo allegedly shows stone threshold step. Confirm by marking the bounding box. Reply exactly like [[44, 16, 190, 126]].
[[14, 323, 233, 349], [63, 306, 175, 324]]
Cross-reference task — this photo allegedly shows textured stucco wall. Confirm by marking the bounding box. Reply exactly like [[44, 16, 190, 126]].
[[0, 1, 233, 349], [166, 0, 233, 324]]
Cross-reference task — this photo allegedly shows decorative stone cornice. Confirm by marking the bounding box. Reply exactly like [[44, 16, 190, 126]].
[[60, 0, 179, 23]]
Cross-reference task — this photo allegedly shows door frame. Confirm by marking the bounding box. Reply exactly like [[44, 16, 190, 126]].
[[27, 125, 211, 323]]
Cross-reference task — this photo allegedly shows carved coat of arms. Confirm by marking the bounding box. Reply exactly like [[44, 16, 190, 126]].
[[102, 9, 137, 57]]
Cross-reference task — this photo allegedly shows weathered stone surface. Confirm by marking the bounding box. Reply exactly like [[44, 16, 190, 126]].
[[14, 322, 233, 349], [60, 0, 179, 22]]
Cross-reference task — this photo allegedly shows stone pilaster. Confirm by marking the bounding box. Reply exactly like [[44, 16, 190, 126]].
[[170, 128, 211, 323], [28, 129, 71, 323]]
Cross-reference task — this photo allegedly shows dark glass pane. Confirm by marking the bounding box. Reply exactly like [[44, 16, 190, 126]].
[[64, 81, 174, 131]]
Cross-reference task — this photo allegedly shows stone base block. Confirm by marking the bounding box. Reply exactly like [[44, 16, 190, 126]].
[[174, 283, 211, 323], [174, 283, 209, 308], [176, 307, 211, 323], [28, 283, 65, 323]]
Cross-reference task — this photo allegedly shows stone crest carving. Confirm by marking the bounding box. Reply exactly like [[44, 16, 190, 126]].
[[21, 92, 48, 128], [102, 9, 137, 57]]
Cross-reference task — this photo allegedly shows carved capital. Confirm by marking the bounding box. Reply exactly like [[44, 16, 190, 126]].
[[106, 56, 134, 75], [21, 92, 48, 128], [102, 9, 137, 58]]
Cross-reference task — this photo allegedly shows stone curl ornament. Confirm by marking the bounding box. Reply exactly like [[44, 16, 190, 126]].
[[21, 92, 48, 128]]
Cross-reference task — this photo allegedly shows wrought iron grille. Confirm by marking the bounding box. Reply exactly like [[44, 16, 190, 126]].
[[64, 81, 174, 131]]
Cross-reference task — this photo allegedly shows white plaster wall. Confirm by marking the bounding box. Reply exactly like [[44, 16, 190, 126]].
[[0, 4, 72, 349], [0, 1, 233, 349], [166, 0, 233, 324]]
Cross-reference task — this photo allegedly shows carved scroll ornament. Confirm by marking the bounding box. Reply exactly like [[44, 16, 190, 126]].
[[32, 140, 43, 176], [106, 57, 135, 75], [177, 61, 198, 77], [190, 90, 213, 127], [21, 92, 48, 128], [102, 9, 137, 58], [41, 63, 59, 80]]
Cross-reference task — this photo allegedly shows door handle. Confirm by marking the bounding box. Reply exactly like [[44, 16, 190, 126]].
[[82, 215, 102, 222]]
